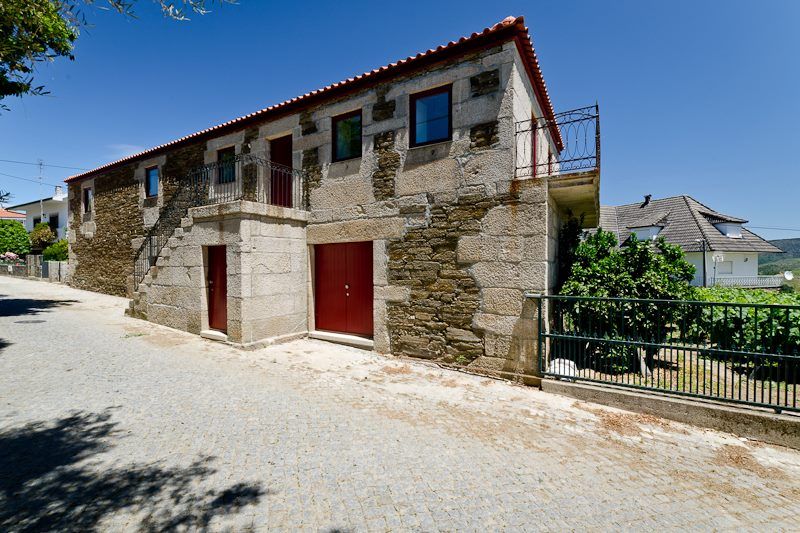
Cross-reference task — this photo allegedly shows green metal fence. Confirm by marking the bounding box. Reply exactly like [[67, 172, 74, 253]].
[[529, 294, 800, 413]]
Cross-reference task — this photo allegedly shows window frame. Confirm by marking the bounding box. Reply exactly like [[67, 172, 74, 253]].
[[331, 109, 363, 162], [33, 216, 42, 226], [144, 166, 160, 198], [82, 187, 93, 214], [409, 84, 453, 148], [216, 147, 237, 184]]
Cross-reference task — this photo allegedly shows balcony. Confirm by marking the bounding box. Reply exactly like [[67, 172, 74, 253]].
[[186, 153, 307, 210], [515, 105, 601, 225], [712, 275, 787, 289]]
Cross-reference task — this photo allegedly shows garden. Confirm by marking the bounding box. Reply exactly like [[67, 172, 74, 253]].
[[0, 220, 69, 274], [549, 222, 800, 410]]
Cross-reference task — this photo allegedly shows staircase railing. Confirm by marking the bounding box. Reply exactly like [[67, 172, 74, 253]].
[[132, 153, 307, 290]]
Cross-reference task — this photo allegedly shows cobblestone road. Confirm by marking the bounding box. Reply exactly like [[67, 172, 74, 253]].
[[1, 277, 800, 531]]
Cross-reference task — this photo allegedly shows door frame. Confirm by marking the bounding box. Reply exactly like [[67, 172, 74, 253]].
[[205, 245, 228, 333]]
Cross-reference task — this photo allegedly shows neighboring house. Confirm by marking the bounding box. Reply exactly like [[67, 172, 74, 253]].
[[8, 186, 69, 240], [0, 209, 25, 222], [64, 16, 600, 375], [599, 195, 783, 287]]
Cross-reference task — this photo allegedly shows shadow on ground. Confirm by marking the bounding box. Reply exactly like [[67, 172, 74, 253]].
[[0, 294, 78, 318], [0, 410, 266, 531]]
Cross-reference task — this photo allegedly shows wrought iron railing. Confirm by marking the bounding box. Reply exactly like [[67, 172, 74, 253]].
[[713, 275, 785, 289], [515, 105, 600, 178], [132, 154, 306, 290], [530, 294, 800, 412]]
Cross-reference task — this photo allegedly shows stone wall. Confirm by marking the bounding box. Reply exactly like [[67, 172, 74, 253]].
[[70, 39, 568, 374], [130, 201, 308, 347], [68, 144, 204, 297]]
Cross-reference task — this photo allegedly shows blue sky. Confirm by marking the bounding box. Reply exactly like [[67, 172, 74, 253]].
[[1, 0, 798, 239]]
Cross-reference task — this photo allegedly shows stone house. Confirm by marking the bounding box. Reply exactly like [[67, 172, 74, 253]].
[[65, 16, 600, 377]]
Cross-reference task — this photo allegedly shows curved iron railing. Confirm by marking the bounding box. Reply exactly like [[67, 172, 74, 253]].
[[515, 104, 600, 178], [132, 154, 306, 290]]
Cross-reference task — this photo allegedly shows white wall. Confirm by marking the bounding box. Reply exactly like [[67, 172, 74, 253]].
[[686, 251, 759, 286], [19, 198, 69, 240]]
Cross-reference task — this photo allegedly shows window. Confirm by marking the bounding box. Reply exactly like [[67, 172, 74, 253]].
[[48, 214, 59, 233], [410, 85, 452, 146], [217, 147, 236, 184], [332, 110, 362, 161], [83, 187, 93, 214], [145, 166, 159, 198], [717, 261, 733, 275], [33, 216, 41, 226]]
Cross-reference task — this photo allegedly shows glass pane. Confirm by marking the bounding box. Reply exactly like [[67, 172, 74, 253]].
[[218, 148, 236, 184], [415, 91, 450, 144], [335, 114, 361, 160]]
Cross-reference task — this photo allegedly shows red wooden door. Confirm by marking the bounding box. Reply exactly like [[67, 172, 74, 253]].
[[314, 242, 373, 337], [207, 245, 227, 332], [270, 135, 293, 208]]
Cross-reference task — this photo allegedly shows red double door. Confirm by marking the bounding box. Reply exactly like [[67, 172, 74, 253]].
[[314, 242, 373, 337]]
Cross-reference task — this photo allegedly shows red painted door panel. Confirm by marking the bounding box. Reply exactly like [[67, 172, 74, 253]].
[[314, 242, 373, 337], [207, 245, 227, 332], [270, 135, 293, 208]]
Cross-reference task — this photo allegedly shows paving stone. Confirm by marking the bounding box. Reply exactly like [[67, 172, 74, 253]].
[[1, 276, 799, 531]]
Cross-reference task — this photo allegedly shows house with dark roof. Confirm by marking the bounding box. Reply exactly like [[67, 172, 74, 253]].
[[599, 195, 783, 287], [63, 16, 600, 376]]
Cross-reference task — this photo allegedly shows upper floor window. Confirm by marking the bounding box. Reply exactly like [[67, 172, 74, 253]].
[[217, 147, 236, 184], [145, 166, 159, 198], [83, 187, 94, 214], [410, 85, 452, 147], [332, 110, 362, 161]]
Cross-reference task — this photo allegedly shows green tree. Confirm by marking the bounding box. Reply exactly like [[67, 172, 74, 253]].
[[0, 219, 31, 255], [559, 230, 696, 374], [30, 221, 56, 249], [1, 0, 231, 110], [43, 238, 69, 261]]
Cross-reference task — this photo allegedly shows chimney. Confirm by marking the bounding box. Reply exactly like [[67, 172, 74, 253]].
[[53, 185, 64, 200], [641, 194, 652, 208]]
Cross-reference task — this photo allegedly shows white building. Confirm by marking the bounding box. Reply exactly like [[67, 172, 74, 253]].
[[599, 195, 783, 288], [8, 186, 69, 240]]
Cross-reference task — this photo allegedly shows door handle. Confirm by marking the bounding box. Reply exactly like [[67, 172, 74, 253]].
[[345, 284, 349, 289]]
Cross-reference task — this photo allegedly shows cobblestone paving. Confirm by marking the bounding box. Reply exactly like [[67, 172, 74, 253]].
[[1, 277, 800, 531]]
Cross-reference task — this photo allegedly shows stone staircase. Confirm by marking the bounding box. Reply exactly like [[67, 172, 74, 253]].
[[127, 214, 195, 320]]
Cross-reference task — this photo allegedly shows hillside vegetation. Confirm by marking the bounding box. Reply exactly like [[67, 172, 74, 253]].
[[760, 237, 800, 290]]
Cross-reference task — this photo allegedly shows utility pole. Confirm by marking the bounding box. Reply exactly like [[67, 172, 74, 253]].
[[695, 238, 708, 287], [38, 159, 44, 228]]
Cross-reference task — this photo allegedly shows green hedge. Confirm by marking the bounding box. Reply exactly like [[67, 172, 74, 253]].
[[0, 220, 31, 256], [43, 239, 68, 261]]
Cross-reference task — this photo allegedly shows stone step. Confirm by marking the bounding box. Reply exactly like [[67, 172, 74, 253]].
[[180, 217, 192, 228]]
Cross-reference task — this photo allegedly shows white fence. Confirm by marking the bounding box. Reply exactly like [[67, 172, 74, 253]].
[[713, 275, 785, 289]]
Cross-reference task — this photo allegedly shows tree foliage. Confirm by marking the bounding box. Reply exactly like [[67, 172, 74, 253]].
[[0, 0, 232, 110], [43, 238, 69, 261], [30, 221, 56, 249], [0, 219, 31, 255], [558, 229, 696, 373]]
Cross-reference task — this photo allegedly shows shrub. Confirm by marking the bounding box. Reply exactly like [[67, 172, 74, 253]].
[[688, 287, 800, 377], [30, 222, 56, 249], [559, 230, 696, 373], [43, 239, 68, 261], [0, 220, 31, 256]]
